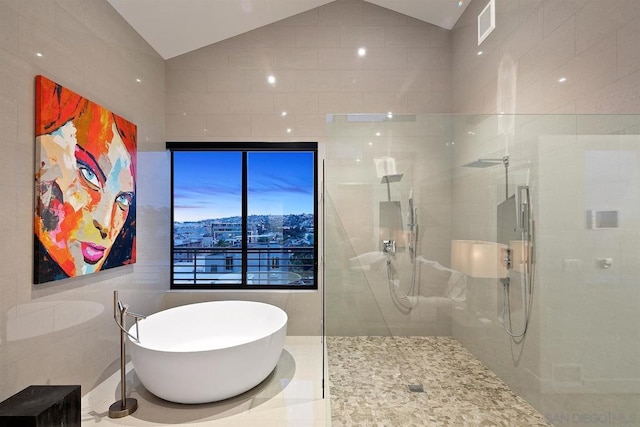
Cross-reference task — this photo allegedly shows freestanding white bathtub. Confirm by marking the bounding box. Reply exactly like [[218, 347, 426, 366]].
[[127, 300, 288, 404]]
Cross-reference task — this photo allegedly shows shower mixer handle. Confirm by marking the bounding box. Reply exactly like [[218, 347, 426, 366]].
[[502, 247, 512, 271], [382, 240, 396, 254]]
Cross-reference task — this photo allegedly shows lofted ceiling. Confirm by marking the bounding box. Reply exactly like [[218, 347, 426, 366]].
[[107, 0, 470, 60]]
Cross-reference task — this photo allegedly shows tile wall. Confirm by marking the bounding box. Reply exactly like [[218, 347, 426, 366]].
[[324, 114, 455, 336], [0, 0, 166, 401], [163, 0, 453, 336], [452, 0, 640, 115], [451, 0, 640, 423]]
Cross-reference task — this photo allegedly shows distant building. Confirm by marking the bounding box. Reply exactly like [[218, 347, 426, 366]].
[[210, 222, 259, 242], [210, 222, 241, 241]]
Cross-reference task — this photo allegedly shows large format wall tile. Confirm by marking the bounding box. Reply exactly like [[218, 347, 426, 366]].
[[0, 0, 166, 401]]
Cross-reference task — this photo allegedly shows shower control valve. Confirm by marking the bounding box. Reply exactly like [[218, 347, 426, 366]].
[[502, 247, 512, 270], [382, 240, 396, 254], [597, 258, 613, 269]]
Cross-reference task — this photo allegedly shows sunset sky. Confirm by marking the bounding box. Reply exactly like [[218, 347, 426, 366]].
[[173, 151, 314, 222]]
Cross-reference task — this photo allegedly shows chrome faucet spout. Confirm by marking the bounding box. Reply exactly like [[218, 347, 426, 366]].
[[112, 293, 144, 342], [126, 311, 147, 321]]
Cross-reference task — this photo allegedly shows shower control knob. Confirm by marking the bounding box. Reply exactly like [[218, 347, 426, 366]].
[[382, 240, 396, 254], [597, 258, 613, 269]]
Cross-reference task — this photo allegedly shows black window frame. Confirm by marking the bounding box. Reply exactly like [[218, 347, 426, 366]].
[[167, 141, 318, 290]]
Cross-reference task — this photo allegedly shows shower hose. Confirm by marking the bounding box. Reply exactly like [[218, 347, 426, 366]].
[[386, 223, 418, 311]]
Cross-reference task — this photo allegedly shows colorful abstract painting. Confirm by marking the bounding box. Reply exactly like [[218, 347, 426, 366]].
[[34, 75, 137, 284]]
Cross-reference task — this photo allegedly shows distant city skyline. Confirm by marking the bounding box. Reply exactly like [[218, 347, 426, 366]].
[[175, 212, 313, 224], [173, 151, 314, 222]]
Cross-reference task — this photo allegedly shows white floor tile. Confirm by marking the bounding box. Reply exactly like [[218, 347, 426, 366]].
[[81, 336, 327, 426]]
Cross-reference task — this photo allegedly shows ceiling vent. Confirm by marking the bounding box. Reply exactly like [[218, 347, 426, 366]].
[[477, 0, 495, 45]]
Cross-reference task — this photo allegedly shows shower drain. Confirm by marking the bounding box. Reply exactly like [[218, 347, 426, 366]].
[[407, 384, 424, 393]]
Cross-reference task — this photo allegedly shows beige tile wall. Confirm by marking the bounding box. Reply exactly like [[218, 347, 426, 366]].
[[323, 114, 455, 336], [452, 0, 640, 115], [166, 0, 451, 142], [163, 0, 454, 336], [451, 0, 640, 422], [0, 0, 166, 400]]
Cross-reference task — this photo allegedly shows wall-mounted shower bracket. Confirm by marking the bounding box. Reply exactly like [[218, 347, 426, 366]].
[[382, 240, 396, 254]]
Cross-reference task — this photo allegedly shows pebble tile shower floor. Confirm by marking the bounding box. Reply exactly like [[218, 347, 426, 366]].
[[327, 336, 551, 426]]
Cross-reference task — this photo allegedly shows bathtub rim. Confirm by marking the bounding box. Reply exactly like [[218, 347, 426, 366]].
[[127, 300, 288, 354]]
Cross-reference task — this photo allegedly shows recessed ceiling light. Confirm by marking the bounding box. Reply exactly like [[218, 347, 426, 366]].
[[136, 78, 142, 83], [387, 112, 393, 119], [358, 47, 366, 57], [267, 75, 276, 85], [477, 51, 483, 56], [286, 128, 292, 133], [558, 76, 567, 83], [35, 52, 43, 57], [281, 111, 287, 117], [375, 132, 381, 137]]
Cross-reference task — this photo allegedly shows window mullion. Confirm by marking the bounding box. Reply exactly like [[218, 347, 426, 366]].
[[242, 151, 248, 285]]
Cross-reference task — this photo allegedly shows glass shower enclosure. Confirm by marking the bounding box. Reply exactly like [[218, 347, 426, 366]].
[[324, 113, 640, 424]]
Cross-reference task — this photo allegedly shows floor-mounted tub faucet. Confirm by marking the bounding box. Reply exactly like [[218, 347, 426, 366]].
[[109, 290, 146, 418]]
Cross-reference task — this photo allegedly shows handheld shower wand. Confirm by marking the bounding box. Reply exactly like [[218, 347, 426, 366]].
[[499, 186, 534, 339]]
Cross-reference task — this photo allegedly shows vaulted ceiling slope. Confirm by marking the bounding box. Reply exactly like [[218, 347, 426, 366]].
[[106, 0, 470, 59]]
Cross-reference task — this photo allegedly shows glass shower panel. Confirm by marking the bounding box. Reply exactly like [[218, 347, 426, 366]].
[[323, 186, 390, 336], [325, 114, 456, 337], [449, 114, 640, 426], [537, 116, 640, 424], [325, 113, 640, 425]]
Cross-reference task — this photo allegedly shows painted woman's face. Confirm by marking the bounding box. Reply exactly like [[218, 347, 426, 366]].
[[36, 118, 135, 277]]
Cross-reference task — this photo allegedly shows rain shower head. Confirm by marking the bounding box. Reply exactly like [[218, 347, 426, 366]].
[[462, 158, 506, 168], [381, 174, 403, 183], [381, 173, 403, 202], [463, 156, 511, 200]]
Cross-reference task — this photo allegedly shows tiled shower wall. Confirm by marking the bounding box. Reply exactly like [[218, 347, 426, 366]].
[[451, 0, 640, 423], [324, 115, 455, 336], [0, 0, 166, 400], [163, 0, 453, 335]]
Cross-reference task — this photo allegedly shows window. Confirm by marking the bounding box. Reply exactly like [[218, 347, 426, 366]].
[[168, 142, 318, 289]]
